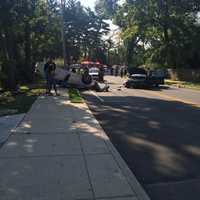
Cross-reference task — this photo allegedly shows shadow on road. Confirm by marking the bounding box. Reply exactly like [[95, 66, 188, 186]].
[[147, 85, 171, 91], [83, 92, 200, 200]]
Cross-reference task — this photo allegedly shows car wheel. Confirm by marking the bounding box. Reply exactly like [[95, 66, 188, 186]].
[[82, 74, 92, 85], [126, 83, 130, 88]]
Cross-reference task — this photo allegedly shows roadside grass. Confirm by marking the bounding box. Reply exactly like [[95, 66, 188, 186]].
[[165, 79, 200, 90], [55, 58, 64, 68], [68, 88, 84, 103], [0, 79, 45, 117]]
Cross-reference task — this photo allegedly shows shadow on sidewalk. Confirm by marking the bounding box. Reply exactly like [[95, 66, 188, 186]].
[[0, 94, 143, 200]]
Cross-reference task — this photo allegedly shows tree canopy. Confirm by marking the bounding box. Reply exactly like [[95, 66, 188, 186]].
[[0, 0, 110, 90], [63, 0, 109, 63], [97, 0, 200, 68], [95, 0, 119, 18], [1, 0, 200, 90]]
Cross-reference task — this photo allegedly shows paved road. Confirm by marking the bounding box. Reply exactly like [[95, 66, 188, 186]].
[[83, 76, 200, 200]]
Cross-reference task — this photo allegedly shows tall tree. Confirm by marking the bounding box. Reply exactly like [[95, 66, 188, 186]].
[[107, 0, 200, 68], [0, 0, 110, 90], [63, 0, 109, 63], [95, 0, 119, 18], [0, 0, 61, 89]]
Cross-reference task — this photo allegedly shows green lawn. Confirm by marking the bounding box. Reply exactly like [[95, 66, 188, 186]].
[[68, 88, 84, 103], [0, 81, 45, 117], [165, 79, 200, 90]]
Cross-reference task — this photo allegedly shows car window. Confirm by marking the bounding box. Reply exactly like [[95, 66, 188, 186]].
[[89, 68, 99, 73]]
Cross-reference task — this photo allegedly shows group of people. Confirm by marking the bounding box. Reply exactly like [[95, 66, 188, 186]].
[[44, 58, 59, 96], [110, 66, 128, 77], [43, 58, 115, 95]]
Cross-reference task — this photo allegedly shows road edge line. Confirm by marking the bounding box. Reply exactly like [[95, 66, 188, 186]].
[[90, 90, 105, 102]]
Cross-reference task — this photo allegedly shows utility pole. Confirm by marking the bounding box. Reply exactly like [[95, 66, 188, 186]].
[[60, 0, 68, 68]]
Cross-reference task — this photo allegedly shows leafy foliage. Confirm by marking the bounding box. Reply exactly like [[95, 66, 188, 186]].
[[0, 0, 109, 90], [63, 0, 110, 63], [68, 88, 84, 103], [112, 0, 200, 68], [0, 0, 61, 89], [95, 0, 119, 18]]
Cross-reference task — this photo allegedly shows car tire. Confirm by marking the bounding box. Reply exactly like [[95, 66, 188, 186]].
[[82, 74, 92, 85], [126, 83, 130, 88]]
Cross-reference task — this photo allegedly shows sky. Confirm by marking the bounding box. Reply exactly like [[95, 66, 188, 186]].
[[79, 0, 96, 10], [79, 0, 119, 30], [79, 0, 120, 42], [79, 0, 124, 10]]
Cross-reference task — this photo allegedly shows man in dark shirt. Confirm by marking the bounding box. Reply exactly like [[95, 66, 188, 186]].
[[44, 58, 59, 96]]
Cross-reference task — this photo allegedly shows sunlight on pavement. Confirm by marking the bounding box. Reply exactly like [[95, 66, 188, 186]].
[[74, 122, 109, 141], [6, 142, 18, 147], [142, 90, 200, 108], [147, 121, 161, 129], [22, 122, 31, 128], [182, 145, 200, 157], [126, 135, 186, 175]]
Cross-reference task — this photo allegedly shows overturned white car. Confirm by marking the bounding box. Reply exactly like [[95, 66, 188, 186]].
[[54, 67, 109, 92], [54, 67, 93, 88], [36, 61, 109, 91]]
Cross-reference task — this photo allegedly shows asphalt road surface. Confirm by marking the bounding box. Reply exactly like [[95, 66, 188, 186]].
[[83, 76, 200, 200]]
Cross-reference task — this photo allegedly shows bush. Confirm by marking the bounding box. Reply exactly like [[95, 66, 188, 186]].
[[68, 88, 84, 103]]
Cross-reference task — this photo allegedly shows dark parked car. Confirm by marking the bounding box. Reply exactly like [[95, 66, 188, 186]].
[[125, 67, 165, 88]]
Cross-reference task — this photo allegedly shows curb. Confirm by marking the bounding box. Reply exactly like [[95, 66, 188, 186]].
[[83, 101, 151, 200], [0, 113, 25, 148], [0, 95, 41, 147], [12, 96, 44, 134]]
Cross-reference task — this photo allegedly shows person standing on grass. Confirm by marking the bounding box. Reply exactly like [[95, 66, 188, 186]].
[[44, 58, 59, 96]]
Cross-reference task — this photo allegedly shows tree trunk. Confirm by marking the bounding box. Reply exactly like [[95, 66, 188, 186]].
[[163, 0, 170, 65], [24, 21, 33, 82], [1, 28, 17, 90]]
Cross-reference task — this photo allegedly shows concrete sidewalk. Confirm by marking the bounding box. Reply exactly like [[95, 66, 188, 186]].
[[0, 90, 150, 200], [0, 114, 25, 146]]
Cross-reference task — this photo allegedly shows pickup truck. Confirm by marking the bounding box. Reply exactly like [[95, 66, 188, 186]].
[[125, 67, 165, 88]]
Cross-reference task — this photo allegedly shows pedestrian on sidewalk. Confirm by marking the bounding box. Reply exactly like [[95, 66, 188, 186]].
[[44, 58, 59, 96]]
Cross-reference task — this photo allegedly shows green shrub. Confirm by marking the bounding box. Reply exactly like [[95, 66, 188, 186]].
[[68, 88, 84, 103]]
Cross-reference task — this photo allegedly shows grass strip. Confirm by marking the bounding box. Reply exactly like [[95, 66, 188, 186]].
[[0, 80, 45, 117], [68, 88, 84, 103], [165, 79, 200, 90]]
